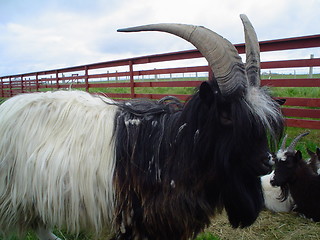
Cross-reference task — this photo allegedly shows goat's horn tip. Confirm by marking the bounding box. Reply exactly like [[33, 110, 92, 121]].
[[117, 27, 141, 32], [239, 14, 247, 19], [117, 28, 129, 32]]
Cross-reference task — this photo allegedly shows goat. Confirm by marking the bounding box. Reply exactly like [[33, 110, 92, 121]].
[[261, 171, 295, 212], [307, 147, 320, 175], [0, 15, 284, 240], [270, 132, 320, 222]]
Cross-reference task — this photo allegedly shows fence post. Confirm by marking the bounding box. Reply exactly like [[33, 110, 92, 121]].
[[154, 68, 158, 81], [85, 66, 89, 92], [0, 78, 3, 97], [9, 77, 12, 97], [36, 73, 39, 92], [129, 61, 135, 98], [20, 75, 24, 93], [55, 71, 59, 89], [309, 54, 314, 78]]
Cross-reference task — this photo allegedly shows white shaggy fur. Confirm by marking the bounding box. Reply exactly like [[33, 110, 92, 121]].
[[261, 172, 295, 213], [245, 86, 282, 140], [0, 91, 117, 238]]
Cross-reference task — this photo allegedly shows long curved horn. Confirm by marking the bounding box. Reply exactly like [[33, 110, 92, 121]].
[[118, 23, 248, 98], [280, 134, 288, 151], [287, 132, 310, 153], [240, 14, 261, 87]]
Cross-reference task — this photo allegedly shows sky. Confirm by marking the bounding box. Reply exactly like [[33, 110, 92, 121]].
[[0, 0, 319, 76]]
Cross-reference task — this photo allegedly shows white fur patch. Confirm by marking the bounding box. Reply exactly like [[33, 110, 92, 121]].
[[125, 118, 141, 126], [245, 86, 282, 138], [178, 123, 187, 133], [276, 149, 287, 161], [0, 90, 117, 235], [170, 180, 176, 188]]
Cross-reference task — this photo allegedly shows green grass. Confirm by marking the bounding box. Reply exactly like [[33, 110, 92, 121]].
[[272, 87, 320, 98]]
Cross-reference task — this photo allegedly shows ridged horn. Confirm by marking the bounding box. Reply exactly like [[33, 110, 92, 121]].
[[240, 14, 261, 87], [280, 134, 288, 151], [118, 23, 248, 98], [287, 132, 309, 153]]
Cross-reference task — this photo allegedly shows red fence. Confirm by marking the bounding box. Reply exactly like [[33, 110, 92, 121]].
[[0, 34, 320, 129]]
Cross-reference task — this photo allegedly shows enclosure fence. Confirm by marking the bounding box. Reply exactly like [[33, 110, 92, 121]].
[[1, 34, 320, 129]]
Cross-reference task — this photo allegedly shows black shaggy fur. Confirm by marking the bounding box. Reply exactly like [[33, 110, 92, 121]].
[[271, 150, 320, 221], [112, 80, 284, 240]]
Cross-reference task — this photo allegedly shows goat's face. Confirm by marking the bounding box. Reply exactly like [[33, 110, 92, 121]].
[[199, 82, 278, 178], [307, 148, 320, 175], [270, 150, 302, 187]]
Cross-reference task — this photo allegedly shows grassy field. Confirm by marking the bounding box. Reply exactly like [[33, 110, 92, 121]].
[[0, 74, 319, 239]]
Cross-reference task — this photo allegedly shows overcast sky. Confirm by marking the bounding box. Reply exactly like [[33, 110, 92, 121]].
[[0, 0, 319, 76]]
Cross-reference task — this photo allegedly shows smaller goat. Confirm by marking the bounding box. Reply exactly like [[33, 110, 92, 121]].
[[261, 171, 294, 212], [271, 132, 320, 221], [307, 148, 320, 175]]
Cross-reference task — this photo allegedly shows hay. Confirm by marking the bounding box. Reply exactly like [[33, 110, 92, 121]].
[[206, 210, 320, 240]]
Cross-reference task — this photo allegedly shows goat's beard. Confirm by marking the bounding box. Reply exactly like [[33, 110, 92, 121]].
[[222, 169, 264, 228], [279, 184, 290, 202]]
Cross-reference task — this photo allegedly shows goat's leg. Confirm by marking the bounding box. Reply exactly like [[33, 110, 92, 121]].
[[36, 227, 61, 240]]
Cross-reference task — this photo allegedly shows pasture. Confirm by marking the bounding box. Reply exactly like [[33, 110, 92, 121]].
[[0, 74, 319, 240]]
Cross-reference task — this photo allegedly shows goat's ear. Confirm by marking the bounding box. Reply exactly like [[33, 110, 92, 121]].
[[199, 81, 216, 105], [199, 82, 232, 125], [316, 148, 320, 157], [307, 148, 315, 157], [295, 150, 302, 161]]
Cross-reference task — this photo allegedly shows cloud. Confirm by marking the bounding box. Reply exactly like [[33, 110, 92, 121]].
[[0, 0, 319, 76]]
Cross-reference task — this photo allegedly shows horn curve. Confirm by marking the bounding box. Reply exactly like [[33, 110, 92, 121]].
[[240, 14, 261, 87], [118, 23, 248, 98], [280, 134, 288, 151], [287, 132, 310, 153]]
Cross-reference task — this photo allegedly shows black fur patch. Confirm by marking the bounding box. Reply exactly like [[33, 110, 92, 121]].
[[111, 81, 284, 239]]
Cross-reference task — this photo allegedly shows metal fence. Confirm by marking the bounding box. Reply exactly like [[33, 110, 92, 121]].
[[1, 34, 320, 129]]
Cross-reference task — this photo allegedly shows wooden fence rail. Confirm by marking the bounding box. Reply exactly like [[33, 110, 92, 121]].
[[0, 34, 320, 129]]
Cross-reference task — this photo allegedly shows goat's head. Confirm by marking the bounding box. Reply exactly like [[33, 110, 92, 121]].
[[118, 14, 283, 173], [307, 147, 320, 175], [270, 132, 309, 187], [118, 15, 285, 228]]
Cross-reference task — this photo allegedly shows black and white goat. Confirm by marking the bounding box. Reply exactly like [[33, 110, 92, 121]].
[[270, 132, 320, 221], [261, 171, 295, 213], [0, 15, 284, 240], [307, 147, 320, 175]]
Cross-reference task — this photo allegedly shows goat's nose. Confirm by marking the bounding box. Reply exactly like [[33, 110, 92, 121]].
[[267, 152, 275, 166]]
